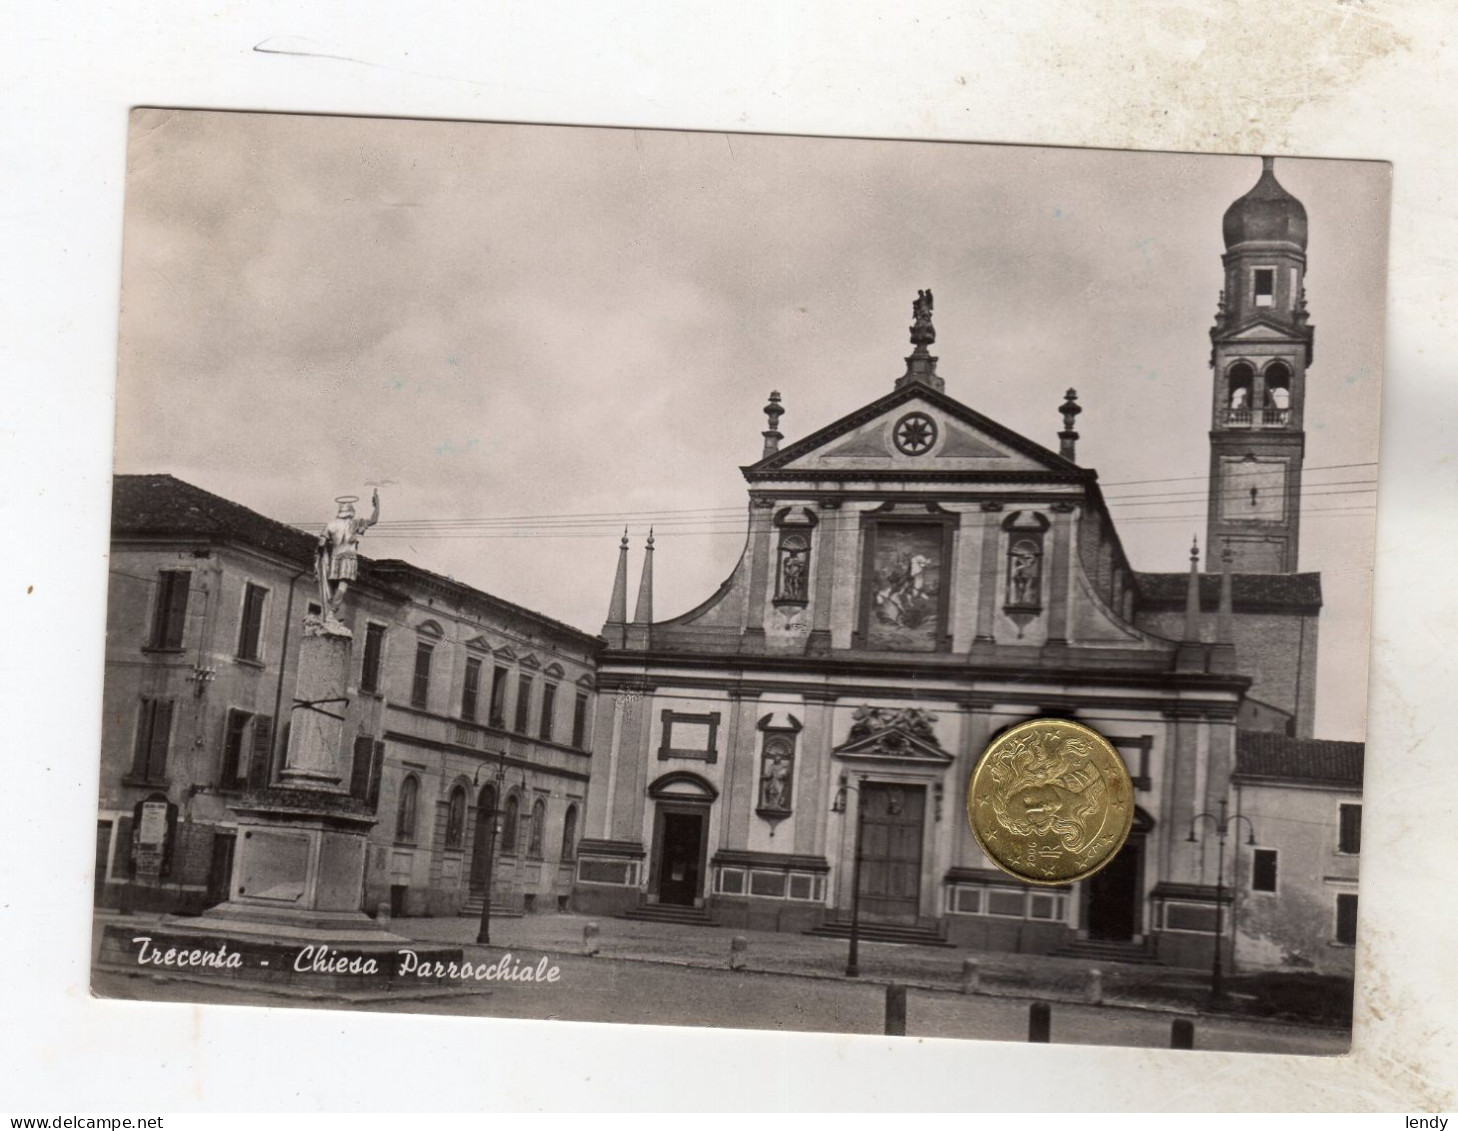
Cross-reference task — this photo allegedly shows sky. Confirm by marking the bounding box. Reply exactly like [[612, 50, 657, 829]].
[[113, 110, 1389, 740]]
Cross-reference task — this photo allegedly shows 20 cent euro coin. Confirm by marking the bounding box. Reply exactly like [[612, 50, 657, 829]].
[[966, 718, 1134, 886]]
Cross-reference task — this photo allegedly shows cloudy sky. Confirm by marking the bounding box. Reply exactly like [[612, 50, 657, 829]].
[[114, 110, 1388, 739]]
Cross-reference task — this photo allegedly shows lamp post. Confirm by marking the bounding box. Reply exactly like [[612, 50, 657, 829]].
[[474, 758, 506, 946], [1186, 797, 1255, 1000], [832, 773, 868, 978]]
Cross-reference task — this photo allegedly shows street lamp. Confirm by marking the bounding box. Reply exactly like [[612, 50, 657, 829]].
[[1186, 797, 1256, 1000], [831, 773, 868, 978], [474, 758, 507, 945]]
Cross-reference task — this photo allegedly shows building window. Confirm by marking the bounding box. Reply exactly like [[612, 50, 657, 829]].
[[658, 710, 721, 763], [461, 655, 483, 722], [1254, 267, 1275, 307], [501, 793, 521, 855], [396, 774, 419, 842], [360, 623, 386, 694], [572, 692, 591, 749], [411, 642, 433, 710], [528, 798, 546, 858], [349, 734, 382, 802], [236, 583, 267, 662], [514, 675, 533, 734], [539, 683, 557, 741], [1251, 848, 1278, 894], [1335, 892, 1359, 946], [561, 804, 578, 861], [130, 697, 175, 783], [1338, 803, 1362, 854], [149, 570, 191, 650], [445, 785, 467, 849], [220, 709, 252, 786], [489, 665, 509, 728]]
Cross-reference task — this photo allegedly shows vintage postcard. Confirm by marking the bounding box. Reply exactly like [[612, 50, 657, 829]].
[[92, 109, 1388, 1054]]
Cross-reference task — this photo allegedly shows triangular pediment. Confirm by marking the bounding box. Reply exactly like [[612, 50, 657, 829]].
[[832, 727, 953, 765], [745, 383, 1082, 481], [1217, 317, 1305, 343]]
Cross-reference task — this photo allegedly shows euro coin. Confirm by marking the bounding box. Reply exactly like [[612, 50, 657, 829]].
[[966, 718, 1134, 886]]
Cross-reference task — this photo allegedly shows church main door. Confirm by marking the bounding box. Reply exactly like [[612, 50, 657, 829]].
[[1084, 836, 1143, 940], [858, 782, 926, 925]]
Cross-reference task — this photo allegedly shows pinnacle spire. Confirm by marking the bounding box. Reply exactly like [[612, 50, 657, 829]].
[[1184, 537, 1202, 642], [894, 289, 945, 392], [605, 526, 630, 628], [631, 528, 655, 626]]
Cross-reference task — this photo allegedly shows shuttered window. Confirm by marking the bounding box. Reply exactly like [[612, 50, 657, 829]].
[[131, 698, 175, 782], [150, 571, 191, 649], [349, 734, 374, 800], [237, 583, 267, 662], [1335, 893, 1358, 945], [514, 676, 533, 734], [489, 666, 509, 727], [572, 693, 590, 749], [247, 715, 273, 788], [412, 642, 433, 709], [220, 709, 251, 785], [462, 656, 483, 721], [360, 623, 386, 694], [539, 683, 557, 741], [1338, 803, 1362, 854]]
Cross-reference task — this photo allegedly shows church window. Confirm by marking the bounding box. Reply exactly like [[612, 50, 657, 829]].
[[1264, 362, 1292, 419], [1253, 267, 1275, 307], [527, 798, 546, 858], [395, 774, 419, 842], [1251, 848, 1278, 893], [1226, 362, 1255, 423], [445, 785, 467, 849], [500, 793, 520, 855], [560, 804, 578, 861]]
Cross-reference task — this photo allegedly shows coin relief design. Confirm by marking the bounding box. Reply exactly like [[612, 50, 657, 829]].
[[967, 719, 1134, 886]]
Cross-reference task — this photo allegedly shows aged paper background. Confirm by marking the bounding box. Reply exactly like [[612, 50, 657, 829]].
[[4, 0, 1456, 1112]]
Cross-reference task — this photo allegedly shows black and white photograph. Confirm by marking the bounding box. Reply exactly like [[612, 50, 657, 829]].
[[90, 109, 1388, 1058]]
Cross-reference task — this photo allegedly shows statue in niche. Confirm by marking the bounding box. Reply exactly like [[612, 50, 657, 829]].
[[315, 488, 380, 633], [776, 532, 810, 603], [1007, 538, 1042, 608], [758, 735, 795, 813]]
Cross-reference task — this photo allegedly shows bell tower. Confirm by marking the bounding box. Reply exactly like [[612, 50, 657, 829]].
[[1206, 156, 1314, 574]]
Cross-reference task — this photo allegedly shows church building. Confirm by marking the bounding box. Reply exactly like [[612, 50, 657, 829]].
[[573, 158, 1361, 971]]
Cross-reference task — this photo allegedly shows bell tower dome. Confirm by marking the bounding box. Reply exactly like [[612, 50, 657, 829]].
[[1206, 156, 1314, 573]]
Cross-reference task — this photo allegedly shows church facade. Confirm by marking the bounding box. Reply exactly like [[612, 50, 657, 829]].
[[574, 159, 1360, 971]]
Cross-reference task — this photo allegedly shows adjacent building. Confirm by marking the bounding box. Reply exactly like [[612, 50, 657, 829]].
[[97, 474, 599, 920]]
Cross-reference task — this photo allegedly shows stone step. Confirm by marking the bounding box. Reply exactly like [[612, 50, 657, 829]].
[[622, 904, 719, 926], [458, 897, 524, 919], [1050, 938, 1163, 965], [804, 919, 954, 948]]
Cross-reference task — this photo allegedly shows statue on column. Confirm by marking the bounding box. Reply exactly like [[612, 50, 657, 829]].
[[314, 489, 379, 634]]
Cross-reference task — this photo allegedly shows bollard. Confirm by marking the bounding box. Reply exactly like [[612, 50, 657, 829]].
[[961, 957, 981, 995], [729, 935, 748, 970], [1171, 1018, 1195, 1050], [583, 920, 600, 956], [1028, 1000, 1051, 1043], [884, 983, 908, 1036], [1086, 967, 1103, 1005]]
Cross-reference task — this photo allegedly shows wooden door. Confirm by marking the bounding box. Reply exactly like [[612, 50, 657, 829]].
[[470, 786, 497, 893], [858, 783, 925, 925], [205, 830, 236, 907], [1085, 837, 1141, 940], [656, 811, 705, 907]]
